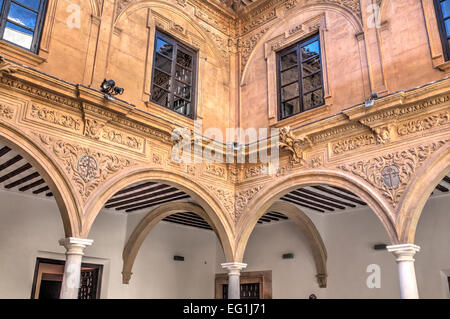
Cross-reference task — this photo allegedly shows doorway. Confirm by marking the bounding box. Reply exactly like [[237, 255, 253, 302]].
[[31, 258, 103, 299]]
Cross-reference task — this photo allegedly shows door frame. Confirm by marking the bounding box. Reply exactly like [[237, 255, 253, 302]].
[[30, 257, 103, 299], [215, 270, 272, 299]]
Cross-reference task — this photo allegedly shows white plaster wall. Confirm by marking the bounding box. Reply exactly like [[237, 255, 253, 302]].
[[0, 188, 449, 299], [123, 212, 219, 299]]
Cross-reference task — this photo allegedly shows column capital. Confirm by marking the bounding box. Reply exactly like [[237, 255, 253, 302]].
[[387, 244, 420, 262], [221, 262, 247, 275], [59, 237, 93, 256]]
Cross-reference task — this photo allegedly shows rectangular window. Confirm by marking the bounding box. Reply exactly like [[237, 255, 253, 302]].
[[0, 0, 47, 53], [276, 34, 324, 120], [151, 30, 197, 119], [435, 0, 450, 60]]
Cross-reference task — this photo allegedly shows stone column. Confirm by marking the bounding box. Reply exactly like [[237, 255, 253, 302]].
[[59, 237, 94, 299], [221, 262, 247, 299], [387, 244, 421, 299]]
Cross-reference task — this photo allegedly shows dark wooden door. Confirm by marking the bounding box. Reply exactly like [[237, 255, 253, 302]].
[[78, 268, 100, 299], [222, 283, 260, 299]]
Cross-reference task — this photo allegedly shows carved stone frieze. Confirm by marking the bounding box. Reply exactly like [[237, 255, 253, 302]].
[[101, 127, 144, 151], [30, 104, 82, 132], [83, 118, 105, 140], [397, 111, 449, 136], [244, 164, 269, 179], [338, 141, 447, 208], [205, 163, 226, 178], [37, 134, 135, 202], [0, 77, 81, 110], [360, 95, 450, 126], [332, 134, 376, 155]]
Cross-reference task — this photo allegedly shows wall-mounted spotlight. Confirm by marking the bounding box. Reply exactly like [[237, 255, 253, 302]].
[[364, 92, 378, 108], [100, 79, 124, 100], [232, 141, 241, 151]]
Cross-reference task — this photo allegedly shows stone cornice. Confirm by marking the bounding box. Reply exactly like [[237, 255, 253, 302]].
[[1, 56, 450, 165]]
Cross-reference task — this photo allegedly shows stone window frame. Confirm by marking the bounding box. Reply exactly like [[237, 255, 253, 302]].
[[422, 0, 450, 71], [264, 13, 332, 127], [0, 0, 57, 66], [141, 9, 205, 128]]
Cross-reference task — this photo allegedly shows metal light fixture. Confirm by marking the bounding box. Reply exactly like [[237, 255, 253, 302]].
[[364, 92, 378, 108], [100, 79, 124, 99], [232, 141, 240, 151]]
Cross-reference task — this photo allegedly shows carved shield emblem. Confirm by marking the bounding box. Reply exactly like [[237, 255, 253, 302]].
[[77, 154, 98, 182], [381, 165, 400, 188]]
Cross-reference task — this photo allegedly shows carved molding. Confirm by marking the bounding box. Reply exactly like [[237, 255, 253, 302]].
[[235, 185, 264, 223], [338, 141, 447, 208], [279, 126, 313, 164], [331, 134, 376, 155], [397, 111, 449, 136], [0, 56, 19, 74], [37, 134, 135, 202], [0, 103, 14, 119], [207, 185, 235, 218], [30, 104, 81, 132]]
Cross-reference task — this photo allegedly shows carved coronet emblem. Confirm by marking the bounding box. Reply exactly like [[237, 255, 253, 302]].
[[77, 154, 98, 182]]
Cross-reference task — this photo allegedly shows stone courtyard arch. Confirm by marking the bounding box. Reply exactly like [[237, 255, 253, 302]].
[[396, 143, 450, 243], [0, 124, 81, 237], [235, 169, 398, 263], [83, 167, 235, 263], [122, 201, 222, 284]]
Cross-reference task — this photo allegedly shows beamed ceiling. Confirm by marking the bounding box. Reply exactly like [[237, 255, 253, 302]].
[[1, 142, 449, 230]]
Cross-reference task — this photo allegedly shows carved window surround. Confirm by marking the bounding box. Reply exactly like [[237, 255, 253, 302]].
[[134, 9, 205, 127], [422, 0, 450, 72], [264, 14, 332, 126]]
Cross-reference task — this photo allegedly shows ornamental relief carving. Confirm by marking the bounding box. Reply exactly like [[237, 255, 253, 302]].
[[338, 141, 447, 208], [29, 104, 82, 133], [359, 95, 450, 126], [100, 127, 144, 152], [204, 163, 226, 178], [332, 134, 376, 155], [207, 184, 264, 224], [397, 111, 449, 136], [37, 134, 135, 202], [207, 185, 235, 219], [0, 103, 14, 119], [279, 126, 313, 164], [0, 56, 19, 74], [234, 186, 264, 223], [0, 77, 81, 110]]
